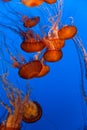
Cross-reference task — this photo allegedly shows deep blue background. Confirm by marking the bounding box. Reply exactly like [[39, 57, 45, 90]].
[[0, 0, 87, 130]]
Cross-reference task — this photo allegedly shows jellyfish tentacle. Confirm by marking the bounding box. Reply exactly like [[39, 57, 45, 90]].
[[73, 37, 87, 100], [73, 36, 87, 79]]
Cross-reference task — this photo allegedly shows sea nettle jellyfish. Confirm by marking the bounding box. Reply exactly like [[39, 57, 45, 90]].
[[58, 25, 77, 40], [23, 16, 40, 28], [42, 36, 65, 50], [21, 0, 57, 7], [21, 0, 44, 7], [43, 49, 63, 62], [21, 30, 45, 53], [18, 60, 42, 79], [23, 101, 42, 123]]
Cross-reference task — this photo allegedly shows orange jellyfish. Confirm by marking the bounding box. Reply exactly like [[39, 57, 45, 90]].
[[58, 25, 77, 40], [42, 36, 65, 50], [21, 40, 45, 53], [43, 49, 63, 62], [42, 37, 63, 62], [21, 0, 44, 7], [18, 60, 42, 79], [21, 30, 45, 53], [23, 101, 42, 123], [23, 16, 40, 28], [44, 0, 57, 4]]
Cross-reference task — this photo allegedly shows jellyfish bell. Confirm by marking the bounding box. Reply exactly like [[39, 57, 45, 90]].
[[23, 101, 42, 123], [21, 30, 45, 53], [43, 49, 63, 62], [23, 16, 40, 28], [21, 40, 45, 53], [21, 0, 44, 7], [44, 0, 57, 4], [18, 60, 42, 79], [58, 25, 77, 40]]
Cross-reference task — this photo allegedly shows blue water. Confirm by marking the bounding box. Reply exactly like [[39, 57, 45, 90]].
[[0, 0, 87, 130]]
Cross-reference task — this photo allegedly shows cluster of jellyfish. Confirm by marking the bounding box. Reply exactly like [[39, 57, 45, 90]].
[[0, 0, 87, 129]]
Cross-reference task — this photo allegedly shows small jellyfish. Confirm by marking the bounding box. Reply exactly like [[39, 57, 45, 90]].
[[18, 60, 42, 79], [21, 30, 45, 53], [23, 16, 40, 28], [43, 49, 63, 62], [23, 101, 42, 123], [58, 25, 77, 40], [21, 0, 44, 7]]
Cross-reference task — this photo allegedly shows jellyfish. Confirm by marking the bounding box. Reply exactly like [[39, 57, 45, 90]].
[[23, 16, 40, 28], [42, 36, 65, 50], [21, 30, 46, 53], [18, 60, 42, 79], [22, 101, 42, 123], [21, 0, 44, 7], [58, 25, 77, 40], [43, 49, 63, 62], [21, 0, 57, 7]]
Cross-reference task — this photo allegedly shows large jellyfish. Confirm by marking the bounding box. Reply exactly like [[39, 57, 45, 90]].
[[21, 0, 57, 7]]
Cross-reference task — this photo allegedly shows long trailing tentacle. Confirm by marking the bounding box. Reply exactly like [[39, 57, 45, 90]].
[[73, 36, 87, 128]]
